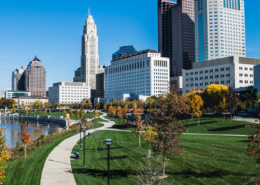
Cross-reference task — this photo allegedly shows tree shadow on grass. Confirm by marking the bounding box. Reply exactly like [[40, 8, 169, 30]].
[[207, 125, 246, 132], [86, 147, 123, 152], [98, 155, 128, 161], [169, 169, 244, 178], [188, 121, 218, 127], [72, 168, 136, 179]]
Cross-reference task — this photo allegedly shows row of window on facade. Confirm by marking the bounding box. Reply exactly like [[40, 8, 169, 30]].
[[186, 67, 231, 75], [106, 61, 150, 75], [187, 81, 231, 87]]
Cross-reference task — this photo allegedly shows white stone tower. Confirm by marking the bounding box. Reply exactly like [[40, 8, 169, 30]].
[[74, 10, 100, 89]]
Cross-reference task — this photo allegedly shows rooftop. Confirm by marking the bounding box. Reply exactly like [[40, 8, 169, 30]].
[[32, 56, 41, 61], [112, 49, 159, 61]]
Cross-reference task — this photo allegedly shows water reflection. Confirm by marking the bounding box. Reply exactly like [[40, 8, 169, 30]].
[[0, 117, 65, 148]]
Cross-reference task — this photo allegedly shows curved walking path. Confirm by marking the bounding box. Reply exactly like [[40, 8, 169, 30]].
[[40, 113, 118, 185], [41, 113, 247, 185]]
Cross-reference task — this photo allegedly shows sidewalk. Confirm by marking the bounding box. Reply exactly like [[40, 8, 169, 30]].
[[40, 113, 117, 185]]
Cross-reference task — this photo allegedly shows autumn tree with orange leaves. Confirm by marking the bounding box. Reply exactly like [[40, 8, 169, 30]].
[[0, 127, 11, 184], [130, 112, 146, 147], [21, 121, 32, 157], [151, 90, 186, 177]]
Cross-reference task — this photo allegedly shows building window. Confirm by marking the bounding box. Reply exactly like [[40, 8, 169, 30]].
[[226, 67, 230, 70], [239, 80, 243, 83], [239, 67, 242, 70], [215, 69, 219, 72], [239, 74, 243, 77]]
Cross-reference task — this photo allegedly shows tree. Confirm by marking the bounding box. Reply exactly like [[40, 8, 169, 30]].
[[60, 106, 63, 112], [0, 127, 11, 184], [96, 102, 101, 110], [80, 101, 86, 109], [26, 109, 28, 116], [112, 106, 116, 118], [94, 110, 99, 118], [63, 110, 67, 118], [43, 110, 46, 116], [133, 103, 137, 113], [80, 109, 84, 119], [44, 102, 52, 109], [246, 124, 260, 168], [70, 104, 73, 110], [76, 110, 80, 119], [130, 112, 146, 147], [69, 109, 73, 118], [202, 84, 229, 112], [13, 107, 16, 113], [142, 126, 157, 158], [226, 89, 239, 121], [53, 102, 59, 109], [123, 105, 128, 118], [185, 87, 204, 121], [108, 106, 113, 115], [104, 104, 107, 111], [8, 99, 16, 107], [33, 100, 42, 109], [117, 106, 122, 124], [21, 122, 32, 157], [238, 86, 259, 113], [151, 91, 186, 177], [35, 109, 38, 115]]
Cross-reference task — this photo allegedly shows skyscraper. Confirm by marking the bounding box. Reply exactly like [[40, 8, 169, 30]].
[[73, 11, 104, 89], [12, 56, 46, 97], [24, 57, 46, 96], [158, 0, 195, 77], [112, 46, 138, 60], [195, 0, 246, 62]]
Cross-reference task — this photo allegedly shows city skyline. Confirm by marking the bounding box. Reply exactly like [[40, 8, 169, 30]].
[[0, 0, 259, 91]]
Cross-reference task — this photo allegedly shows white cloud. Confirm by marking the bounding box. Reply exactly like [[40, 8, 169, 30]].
[[0, 87, 11, 92]]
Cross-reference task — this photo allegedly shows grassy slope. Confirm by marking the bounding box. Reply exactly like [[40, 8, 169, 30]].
[[19, 111, 103, 120], [4, 132, 77, 185], [71, 130, 259, 185], [183, 117, 256, 135]]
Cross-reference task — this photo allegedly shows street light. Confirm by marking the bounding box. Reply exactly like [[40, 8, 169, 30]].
[[105, 138, 113, 185], [84, 118, 87, 127], [186, 107, 188, 132], [82, 127, 86, 167], [79, 121, 82, 149]]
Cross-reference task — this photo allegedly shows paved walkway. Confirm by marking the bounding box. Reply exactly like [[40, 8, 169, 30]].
[[41, 114, 247, 185], [40, 113, 118, 185]]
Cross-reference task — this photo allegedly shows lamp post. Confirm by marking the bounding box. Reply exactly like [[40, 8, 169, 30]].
[[84, 118, 87, 127], [82, 127, 86, 167], [79, 121, 82, 149], [105, 138, 112, 185], [186, 107, 188, 132], [87, 111, 89, 121]]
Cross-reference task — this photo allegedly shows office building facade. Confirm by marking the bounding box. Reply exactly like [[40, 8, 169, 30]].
[[48, 82, 91, 104], [112, 46, 138, 60], [195, 0, 246, 62], [182, 56, 260, 93], [5, 91, 31, 99], [158, 0, 195, 77], [73, 12, 104, 89], [104, 49, 170, 103], [96, 72, 104, 98], [11, 56, 46, 97]]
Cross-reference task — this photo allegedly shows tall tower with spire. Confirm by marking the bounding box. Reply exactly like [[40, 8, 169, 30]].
[[74, 10, 102, 90]]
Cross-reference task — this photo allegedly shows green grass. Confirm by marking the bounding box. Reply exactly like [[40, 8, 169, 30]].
[[183, 117, 256, 135], [19, 111, 103, 120], [71, 130, 260, 185], [4, 132, 77, 185]]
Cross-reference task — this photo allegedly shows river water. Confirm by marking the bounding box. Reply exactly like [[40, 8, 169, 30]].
[[0, 117, 65, 148]]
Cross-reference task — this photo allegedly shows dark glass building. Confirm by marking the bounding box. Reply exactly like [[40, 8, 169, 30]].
[[112, 46, 137, 60], [158, 0, 195, 77]]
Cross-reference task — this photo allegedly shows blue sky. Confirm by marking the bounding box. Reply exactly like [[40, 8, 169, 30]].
[[0, 0, 259, 91]]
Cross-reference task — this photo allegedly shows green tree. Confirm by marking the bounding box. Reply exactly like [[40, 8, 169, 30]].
[[33, 100, 42, 109], [69, 109, 73, 118], [80, 110, 84, 119]]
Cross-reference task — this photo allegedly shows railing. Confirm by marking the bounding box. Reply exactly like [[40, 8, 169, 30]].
[[232, 116, 259, 124]]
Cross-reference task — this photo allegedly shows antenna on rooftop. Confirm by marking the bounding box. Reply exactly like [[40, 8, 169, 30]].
[[88, 7, 91, 16]]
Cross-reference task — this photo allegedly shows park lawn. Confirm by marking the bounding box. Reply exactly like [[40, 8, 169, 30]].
[[4, 132, 77, 185], [19, 111, 103, 120], [71, 130, 260, 185], [183, 117, 256, 135]]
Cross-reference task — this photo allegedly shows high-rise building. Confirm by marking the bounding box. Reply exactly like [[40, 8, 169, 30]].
[[195, 0, 246, 62], [11, 56, 46, 97], [12, 66, 27, 91], [73, 11, 104, 89], [96, 72, 104, 98], [158, 0, 195, 77], [112, 46, 138, 60], [24, 57, 46, 96]]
